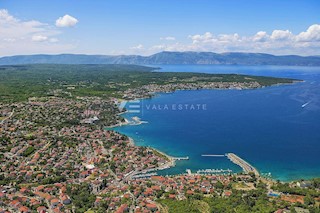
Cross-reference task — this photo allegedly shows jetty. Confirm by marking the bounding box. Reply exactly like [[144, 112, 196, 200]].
[[172, 156, 189, 160], [131, 172, 157, 179], [201, 154, 225, 157], [185, 168, 232, 175], [196, 169, 232, 174], [226, 153, 259, 177]]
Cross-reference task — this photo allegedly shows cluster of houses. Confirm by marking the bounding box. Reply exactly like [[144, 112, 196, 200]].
[[122, 81, 261, 100], [0, 183, 71, 213], [0, 97, 172, 212], [0, 96, 318, 213]]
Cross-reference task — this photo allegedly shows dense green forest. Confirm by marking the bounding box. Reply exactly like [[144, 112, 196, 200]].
[[0, 64, 297, 102], [160, 190, 319, 213]]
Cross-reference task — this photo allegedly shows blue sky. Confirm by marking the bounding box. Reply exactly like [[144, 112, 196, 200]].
[[1, 0, 320, 56]]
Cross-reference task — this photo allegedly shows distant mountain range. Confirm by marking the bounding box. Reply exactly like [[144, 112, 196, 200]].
[[1, 51, 320, 66]]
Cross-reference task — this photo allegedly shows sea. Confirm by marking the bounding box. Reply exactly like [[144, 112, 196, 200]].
[[112, 65, 320, 181]]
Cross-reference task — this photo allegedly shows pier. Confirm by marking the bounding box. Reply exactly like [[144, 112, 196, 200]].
[[185, 168, 232, 175], [226, 153, 259, 177], [172, 156, 189, 160], [131, 172, 157, 179], [196, 169, 232, 174], [201, 154, 225, 157]]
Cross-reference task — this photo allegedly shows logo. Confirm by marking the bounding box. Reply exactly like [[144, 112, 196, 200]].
[[118, 100, 141, 113]]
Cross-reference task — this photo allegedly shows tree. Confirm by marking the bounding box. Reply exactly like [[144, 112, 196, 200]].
[[304, 193, 315, 206], [215, 181, 224, 189]]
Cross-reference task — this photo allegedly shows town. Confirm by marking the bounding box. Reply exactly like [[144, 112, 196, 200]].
[[122, 81, 262, 100], [1, 94, 319, 213], [0, 65, 318, 212]]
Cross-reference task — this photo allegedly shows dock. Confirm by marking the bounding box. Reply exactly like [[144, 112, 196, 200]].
[[131, 172, 158, 179], [196, 169, 232, 174], [201, 154, 225, 157], [185, 168, 232, 175], [226, 153, 259, 177], [172, 156, 189, 160]]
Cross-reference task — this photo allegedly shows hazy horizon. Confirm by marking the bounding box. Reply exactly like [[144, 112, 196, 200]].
[[1, 0, 320, 57], [1, 50, 320, 58]]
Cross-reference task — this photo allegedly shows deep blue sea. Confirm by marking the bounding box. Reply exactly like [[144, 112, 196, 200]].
[[113, 65, 320, 181]]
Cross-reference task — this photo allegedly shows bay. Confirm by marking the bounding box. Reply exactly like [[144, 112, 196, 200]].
[[113, 65, 320, 181]]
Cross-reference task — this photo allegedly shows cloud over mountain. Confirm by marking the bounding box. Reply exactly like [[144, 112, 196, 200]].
[[133, 24, 320, 56], [296, 24, 320, 42]]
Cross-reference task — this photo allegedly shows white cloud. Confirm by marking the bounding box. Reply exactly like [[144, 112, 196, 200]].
[[3, 38, 16, 42], [31, 35, 58, 43], [189, 32, 214, 44], [270, 30, 293, 40], [0, 9, 48, 39], [253, 31, 268, 42], [49, 38, 59, 43], [32, 35, 48, 42], [160, 36, 176, 41], [139, 24, 320, 55], [218, 33, 240, 42], [0, 9, 16, 23], [130, 44, 144, 50], [188, 32, 240, 45], [0, 9, 76, 56], [151, 45, 166, 50], [296, 24, 320, 42], [55, 14, 78, 27]]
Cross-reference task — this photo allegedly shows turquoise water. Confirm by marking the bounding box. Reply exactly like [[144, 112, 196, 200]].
[[113, 65, 320, 181]]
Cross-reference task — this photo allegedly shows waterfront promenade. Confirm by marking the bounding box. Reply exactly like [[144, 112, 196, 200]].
[[226, 153, 260, 177]]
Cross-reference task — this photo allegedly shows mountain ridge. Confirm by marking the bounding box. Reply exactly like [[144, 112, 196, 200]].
[[1, 51, 320, 66]]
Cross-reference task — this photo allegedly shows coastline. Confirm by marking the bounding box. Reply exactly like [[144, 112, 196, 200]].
[[105, 106, 178, 174], [122, 140, 177, 180], [107, 80, 316, 182], [105, 117, 130, 128]]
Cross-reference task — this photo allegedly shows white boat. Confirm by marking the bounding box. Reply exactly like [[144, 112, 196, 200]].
[[302, 101, 311, 108]]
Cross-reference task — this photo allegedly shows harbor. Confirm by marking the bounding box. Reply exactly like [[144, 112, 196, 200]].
[[183, 153, 259, 176]]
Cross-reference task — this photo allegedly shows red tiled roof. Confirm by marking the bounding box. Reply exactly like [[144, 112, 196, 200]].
[[186, 190, 194, 195], [50, 198, 60, 204], [146, 203, 157, 210], [19, 206, 30, 213], [37, 206, 47, 213], [169, 194, 176, 199]]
